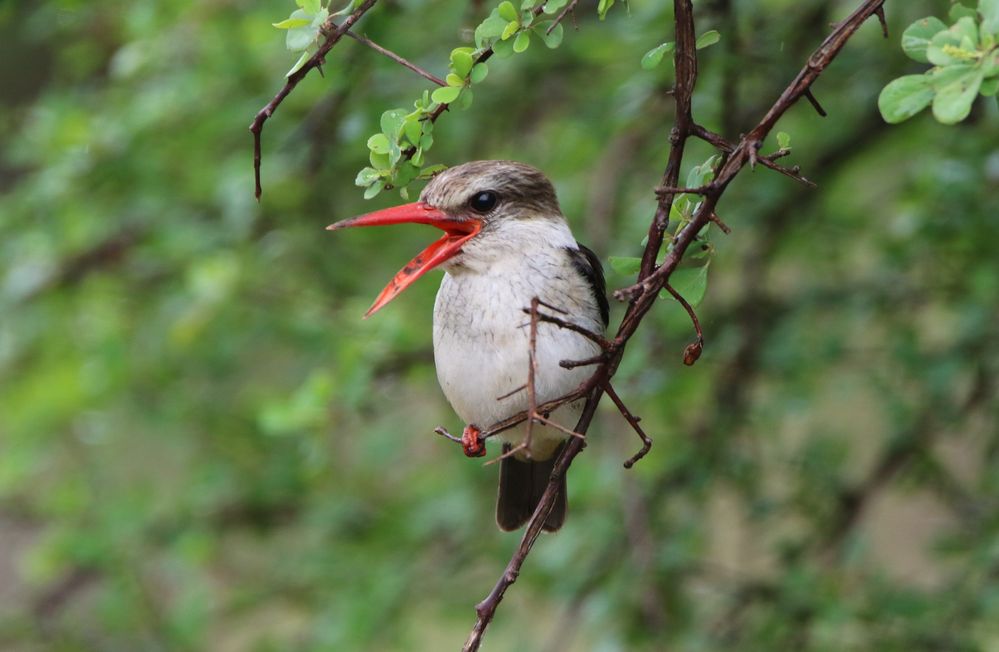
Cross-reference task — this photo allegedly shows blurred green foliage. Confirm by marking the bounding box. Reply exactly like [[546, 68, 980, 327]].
[[1, 0, 997, 650], [878, 1, 999, 124]]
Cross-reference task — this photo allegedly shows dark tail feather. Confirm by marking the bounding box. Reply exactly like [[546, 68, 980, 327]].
[[496, 443, 567, 532]]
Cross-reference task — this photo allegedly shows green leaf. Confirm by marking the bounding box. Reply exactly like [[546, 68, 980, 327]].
[[951, 15, 980, 47], [388, 139, 402, 166], [470, 63, 489, 84], [431, 86, 462, 104], [446, 73, 465, 86], [685, 155, 719, 188], [420, 132, 434, 150], [493, 36, 515, 58], [285, 9, 326, 51], [776, 131, 791, 150], [980, 77, 999, 96], [878, 74, 934, 123], [982, 0, 999, 36], [641, 42, 674, 69], [931, 64, 985, 123], [927, 18, 979, 65], [403, 118, 422, 146], [475, 11, 508, 47], [502, 20, 519, 40], [272, 17, 312, 29], [543, 0, 569, 14], [369, 150, 390, 170], [949, 3, 978, 22], [984, 49, 999, 75], [498, 1, 519, 22], [363, 180, 385, 199], [419, 164, 448, 178], [540, 22, 564, 48], [513, 30, 531, 52], [597, 0, 615, 20], [380, 109, 407, 138], [901, 17, 948, 63], [608, 256, 641, 276], [354, 167, 381, 187], [668, 264, 710, 307], [695, 30, 721, 50], [450, 49, 475, 77], [669, 198, 687, 224], [286, 50, 311, 77], [454, 88, 474, 110], [395, 161, 420, 187], [296, 0, 321, 14], [367, 133, 390, 154]]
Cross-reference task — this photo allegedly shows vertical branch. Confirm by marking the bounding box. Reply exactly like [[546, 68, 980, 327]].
[[250, 0, 379, 200], [462, 1, 889, 648], [461, 3, 702, 650], [638, 0, 699, 280]]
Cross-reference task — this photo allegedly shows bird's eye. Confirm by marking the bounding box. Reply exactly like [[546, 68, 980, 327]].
[[469, 191, 498, 213]]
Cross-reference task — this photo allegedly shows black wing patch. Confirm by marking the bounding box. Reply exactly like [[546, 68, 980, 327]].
[[566, 243, 610, 328]]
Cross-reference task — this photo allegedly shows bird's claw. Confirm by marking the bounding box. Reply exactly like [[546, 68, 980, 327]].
[[461, 424, 487, 457]]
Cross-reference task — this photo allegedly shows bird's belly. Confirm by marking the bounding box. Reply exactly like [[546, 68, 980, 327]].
[[432, 272, 601, 457]]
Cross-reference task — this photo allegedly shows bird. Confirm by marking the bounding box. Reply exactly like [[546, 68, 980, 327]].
[[327, 160, 609, 532]]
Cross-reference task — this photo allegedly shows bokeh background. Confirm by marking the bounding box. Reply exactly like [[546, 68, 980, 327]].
[[2, 0, 998, 650]]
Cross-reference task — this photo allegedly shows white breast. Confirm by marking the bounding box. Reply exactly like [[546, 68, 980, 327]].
[[431, 219, 604, 459]]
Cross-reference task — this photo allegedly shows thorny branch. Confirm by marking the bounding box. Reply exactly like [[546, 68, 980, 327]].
[[251, 2, 581, 199], [250, 0, 378, 200], [250, 0, 890, 648], [460, 1, 889, 650]]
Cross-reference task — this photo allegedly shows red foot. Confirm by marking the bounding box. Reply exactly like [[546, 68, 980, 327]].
[[461, 424, 486, 458]]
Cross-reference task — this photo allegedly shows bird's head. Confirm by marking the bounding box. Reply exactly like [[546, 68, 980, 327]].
[[327, 160, 563, 317]]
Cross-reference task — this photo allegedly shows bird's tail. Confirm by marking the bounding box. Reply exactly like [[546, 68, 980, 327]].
[[496, 443, 567, 532]]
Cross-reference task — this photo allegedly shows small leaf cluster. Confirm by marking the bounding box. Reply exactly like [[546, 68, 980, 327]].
[[272, 0, 340, 77], [356, 0, 570, 199], [641, 30, 720, 70], [356, 101, 447, 200], [879, 0, 999, 124], [609, 156, 721, 308], [475, 1, 565, 59]]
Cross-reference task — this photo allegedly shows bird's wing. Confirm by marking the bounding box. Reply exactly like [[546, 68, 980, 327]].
[[567, 243, 609, 328]]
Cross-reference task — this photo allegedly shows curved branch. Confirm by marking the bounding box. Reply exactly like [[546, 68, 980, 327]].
[[461, 1, 889, 649], [250, 0, 379, 200]]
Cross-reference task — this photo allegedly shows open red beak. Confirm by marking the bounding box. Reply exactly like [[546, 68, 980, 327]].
[[327, 202, 482, 318]]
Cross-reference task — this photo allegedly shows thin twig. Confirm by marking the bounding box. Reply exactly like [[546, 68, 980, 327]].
[[496, 383, 527, 401], [709, 212, 732, 234], [522, 298, 541, 458], [484, 298, 586, 465], [693, 124, 816, 188], [655, 185, 711, 196], [548, 0, 580, 35], [250, 0, 378, 200], [604, 383, 653, 468], [251, 0, 585, 199], [344, 31, 447, 86], [434, 426, 462, 443], [525, 308, 616, 350], [803, 87, 828, 117], [874, 5, 889, 37], [663, 284, 704, 366], [559, 353, 608, 369]]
